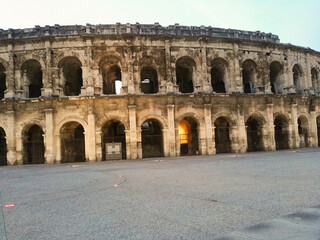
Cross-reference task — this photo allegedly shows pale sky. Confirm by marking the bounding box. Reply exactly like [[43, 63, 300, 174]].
[[1, 0, 319, 51]]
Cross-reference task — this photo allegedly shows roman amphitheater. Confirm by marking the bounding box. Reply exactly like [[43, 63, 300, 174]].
[[0, 23, 319, 165]]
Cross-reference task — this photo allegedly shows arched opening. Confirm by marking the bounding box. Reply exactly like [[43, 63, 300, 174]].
[[311, 68, 319, 90], [0, 64, 6, 99], [60, 122, 85, 163], [23, 125, 45, 164], [274, 116, 289, 150], [317, 116, 320, 147], [211, 58, 227, 93], [140, 66, 158, 94], [242, 59, 256, 93], [246, 117, 262, 152], [214, 117, 231, 153], [176, 57, 195, 93], [59, 57, 83, 96], [298, 116, 309, 148], [21, 60, 43, 98], [141, 119, 163, 158], [101, 121, 126, 160], [101, 62, 122, 95], [0, 127, 7, 166], [293, 64, 303, 94], [178, 118, 199, 155], [270, 61, 283, 94]]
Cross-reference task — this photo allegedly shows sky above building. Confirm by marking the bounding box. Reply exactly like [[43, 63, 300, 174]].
[[1, 0, 319, 51]]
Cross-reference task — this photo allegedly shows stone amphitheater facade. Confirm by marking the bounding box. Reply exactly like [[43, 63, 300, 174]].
[[0, 23, 320, 165]]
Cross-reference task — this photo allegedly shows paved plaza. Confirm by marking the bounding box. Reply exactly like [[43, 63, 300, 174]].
[[0, 149, 320, 240]]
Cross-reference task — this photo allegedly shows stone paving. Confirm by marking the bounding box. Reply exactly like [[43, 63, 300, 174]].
[[0, 149, 319, 240]]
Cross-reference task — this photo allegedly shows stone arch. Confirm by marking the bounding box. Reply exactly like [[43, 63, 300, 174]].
[[58, 56, 83, 96], [175, 56, 197, 93], [292, 63, 304, 94], [21, 59, 43, 98], [212, 112, 237, 127], [175, 112, 203, 129], [0, 126, 7, 166], [55, 116, 88, 136], [270, 61, 284, 94], [244, 111, 267, 125], [297, 114, 310, 148], [211, 57, 229, 93], [93, 52, 126, 70], [21, 124, 45, 164], [96, 115, 129, 131], [54, 51, 86, 68], [137, 113, 168, 129], [20, 119, 46, 136], [0, 58, 9, 70], [242, 59, 257, 93]]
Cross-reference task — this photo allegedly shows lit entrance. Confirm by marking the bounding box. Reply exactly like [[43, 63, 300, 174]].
[[178, 118, 198, 155]]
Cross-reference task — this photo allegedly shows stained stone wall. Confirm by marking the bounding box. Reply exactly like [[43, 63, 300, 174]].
[[0, 23, 319, 165]]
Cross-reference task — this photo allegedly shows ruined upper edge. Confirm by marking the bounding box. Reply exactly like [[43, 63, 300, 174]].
[[0, 23, 280, 44]]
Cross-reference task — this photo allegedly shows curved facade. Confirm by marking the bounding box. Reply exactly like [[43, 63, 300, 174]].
[[0, 23, 320, 165]]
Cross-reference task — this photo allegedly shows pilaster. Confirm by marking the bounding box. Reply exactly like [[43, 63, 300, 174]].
[[44, 109, 54, 163], [167, 104, 176, 156]]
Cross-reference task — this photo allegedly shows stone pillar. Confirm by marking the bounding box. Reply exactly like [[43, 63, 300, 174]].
[[266, 103, 276, 150], [284, 50, 295, 94], [164, 40, 176, 93], [54, 133, 61, 163], [204, 104, 214, 155], [6, 110, 16, 165], [288, 124, 294, 149], [92, 67, 101, 95], [95, 130, 102, 161], [290, 103, 299, 148], [128, 105, 138, 159], [212, 126, 216, 154], [41, 41, 53, 97], [84, 39, 94, 96], [201, 46, 211, 93], [309, 110, 318, 147], [236, 109, 247, 153], [126, 45, 135, 94], [162, 128, 169, 156], [232, 43, 242, 93], [4, 44, 16, 99], [167, 104, 176, 156], [305, 53, 312, 92], [124, 129, 131, 159], [16, 133, 24, 165], [44, 109, 54, 163], [87, 105, 96, 162], [198, 126, 207, 155]]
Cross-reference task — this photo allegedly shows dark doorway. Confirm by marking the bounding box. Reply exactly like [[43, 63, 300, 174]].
[[176, 57, 195, 93], [211, 59, 227, 93], [311, 68, 319, 90], [270, 61, 282, 94], [101, 121, 126, 160], [59, 57, 83, 96], [246, 117, 262, 152], [21, 60, 43, 98], [0, 127, 7, 166], [242, 60, 256, 93], [178, 118, 199, 155], [298, 116, 309, 148], [274, 116, 289, 150], [60, 122, 85, 163], [24, 125, 45, 164], [102, 64, 122, 94], [293, 64, 303, 94], [141, 120, 163, 158], [0, 64, 6, 99], [214, 117, 231, 153], [141, 66, 158, 94]]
